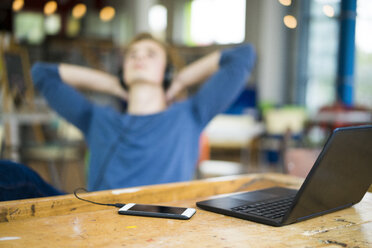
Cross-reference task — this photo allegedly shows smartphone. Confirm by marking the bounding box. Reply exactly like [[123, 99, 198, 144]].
[[118, 203, 196, 220]]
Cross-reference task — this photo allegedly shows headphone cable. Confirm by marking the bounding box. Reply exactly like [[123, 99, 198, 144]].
[[73, 188, 125, 208]]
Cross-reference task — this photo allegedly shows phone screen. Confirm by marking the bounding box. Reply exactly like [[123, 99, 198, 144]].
[[129, 204, 186, 214]]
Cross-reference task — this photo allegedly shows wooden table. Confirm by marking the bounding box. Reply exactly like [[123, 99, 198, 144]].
[[0, 173, 371, 247]]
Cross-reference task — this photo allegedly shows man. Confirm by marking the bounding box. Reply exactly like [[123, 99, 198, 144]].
[[2, 33, 256, 198]]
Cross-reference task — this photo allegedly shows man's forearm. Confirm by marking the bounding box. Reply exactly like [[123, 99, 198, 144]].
[[176, 51, 221, 88], [59, 63, 126, 99], [165, 51, 221, 101]]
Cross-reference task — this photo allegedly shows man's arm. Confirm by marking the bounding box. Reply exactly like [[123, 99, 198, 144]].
[[59, 63, 127, 100], [166, 51, 221, 101], [181, 44, 256, 127], [31, 63, 95, 134]]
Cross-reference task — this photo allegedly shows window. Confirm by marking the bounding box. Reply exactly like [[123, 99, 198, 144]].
[[305, 0, 340, 113], [187, 0, 246, 46], [148, 4, 167, 33], [355, 0, 372, 107], [44, 14, 61, 35], [14, 12, 45, 45], [148, 4, 167, 40]]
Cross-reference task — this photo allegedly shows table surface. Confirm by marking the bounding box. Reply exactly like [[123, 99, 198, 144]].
[[0, 173, 371, 247]]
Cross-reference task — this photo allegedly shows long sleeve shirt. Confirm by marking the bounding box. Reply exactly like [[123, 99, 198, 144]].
[[31, 44, 256, 191]]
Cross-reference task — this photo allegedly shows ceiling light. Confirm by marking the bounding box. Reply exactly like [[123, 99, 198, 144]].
[[44, 1, 58, 16], [72, 4, 87, 19], [283, 15, 297, 29], [323, 5, 335, 17], [12, 0, 24, 12], [99, 6, 115, 22], [278, 0, 291, 6]]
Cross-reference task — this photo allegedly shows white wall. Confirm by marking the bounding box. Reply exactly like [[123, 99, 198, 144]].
[[131, 0, 157, 34]]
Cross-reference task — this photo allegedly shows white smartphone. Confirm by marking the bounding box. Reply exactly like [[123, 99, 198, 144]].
[[118, 203, 196, 220]]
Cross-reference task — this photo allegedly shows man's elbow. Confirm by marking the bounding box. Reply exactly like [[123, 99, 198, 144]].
[[31, 62, 58, 87]]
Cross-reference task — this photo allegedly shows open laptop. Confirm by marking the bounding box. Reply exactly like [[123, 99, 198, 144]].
[[196, 125, 372, 226]]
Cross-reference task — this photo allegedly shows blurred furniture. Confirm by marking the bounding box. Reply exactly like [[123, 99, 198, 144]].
[[284, 148, 321, 178], [261, 106, 307, 171], [264, 107, 307, 136], [305, 102, 372, 151], [1, 43, 86, 192], [198, 160, 244, 178], [2, 112, 86, 192], [204, 114, 264, 149], [199, 114, 264, 178], [20, 119, 86, 192], [309, 102, 372, 132], [2, 109, 54, 161], [1, 173, 371, 247], [283, 103, 372, 180], [197, 132, 210, 164], [1, 43, 39, 161], [197, 132, 247, 179], [0, 43, 34, 110]]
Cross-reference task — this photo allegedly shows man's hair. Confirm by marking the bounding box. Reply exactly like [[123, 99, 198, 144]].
[[125, 33, 171, 64]]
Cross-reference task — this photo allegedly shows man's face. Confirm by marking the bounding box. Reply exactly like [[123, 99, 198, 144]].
[[123, 39, 167, 88]]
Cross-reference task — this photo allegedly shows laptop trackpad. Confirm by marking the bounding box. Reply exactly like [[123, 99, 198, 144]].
[[203, 198, 249, 209], [231, 191, 278, 203]]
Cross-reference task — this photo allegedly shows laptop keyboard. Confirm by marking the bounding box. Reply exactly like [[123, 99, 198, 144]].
[[231, 195, 296, 219]]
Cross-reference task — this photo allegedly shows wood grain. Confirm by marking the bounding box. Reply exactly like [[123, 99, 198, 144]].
[[0, 173, 301, 222], [0, 173, 371, 248]]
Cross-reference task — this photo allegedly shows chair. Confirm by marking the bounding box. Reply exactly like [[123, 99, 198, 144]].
[[261, 106, 307, 171], [0, 124, 3, 156], [197, 114, 264, 178], [21, 119, 86, 192]]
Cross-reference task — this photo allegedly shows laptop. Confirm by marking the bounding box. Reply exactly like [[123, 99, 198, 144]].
[[196, 125, 372, 226]]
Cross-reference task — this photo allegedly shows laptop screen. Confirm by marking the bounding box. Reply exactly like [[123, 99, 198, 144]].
[[286, 126, 372, 223]]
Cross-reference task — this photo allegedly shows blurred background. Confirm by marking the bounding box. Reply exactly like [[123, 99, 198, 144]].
[[1, 0, 371, 193]]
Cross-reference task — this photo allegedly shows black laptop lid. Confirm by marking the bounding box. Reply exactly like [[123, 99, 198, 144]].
[[285, 126, 372, 224]]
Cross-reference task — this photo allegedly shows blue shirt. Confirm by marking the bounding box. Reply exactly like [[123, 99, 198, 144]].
[[31, 44, 256, 191]]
